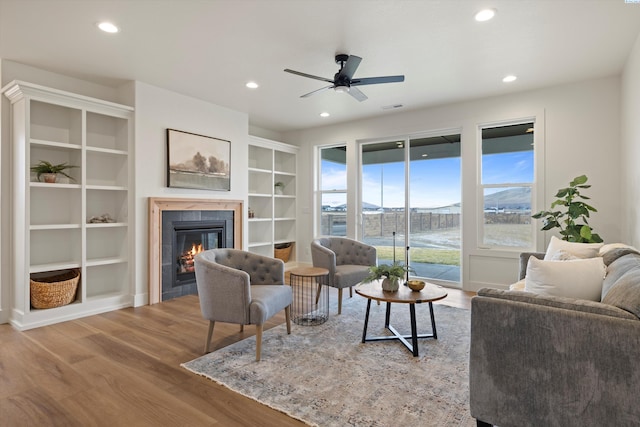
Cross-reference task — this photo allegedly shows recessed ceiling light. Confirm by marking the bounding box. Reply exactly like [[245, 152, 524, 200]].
[[320, 112, 330, 118], [97, 22, 119, 33], [526, 127, 534, 133], [474, 9, 496, 22], [502, 75, 517, 83], [246, 81, 259, 89], [421, 154, 428, 158]]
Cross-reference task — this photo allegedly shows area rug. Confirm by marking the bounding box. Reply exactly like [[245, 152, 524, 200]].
[[182, 295, 474, 427]]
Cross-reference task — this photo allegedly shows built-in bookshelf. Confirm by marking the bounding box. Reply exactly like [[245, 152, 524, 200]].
[[248, 136, 298, 264], [3, 80, 134, 330]]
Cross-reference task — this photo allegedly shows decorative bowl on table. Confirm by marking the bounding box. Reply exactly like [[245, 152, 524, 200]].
[[407, 280, 425, 291]]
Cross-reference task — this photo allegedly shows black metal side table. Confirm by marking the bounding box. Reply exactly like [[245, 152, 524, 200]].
[[289, 267, 329, 325]]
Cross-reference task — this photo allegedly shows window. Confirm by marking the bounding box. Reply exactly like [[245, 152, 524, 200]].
[[318, 145, 347, 236], [480, 122, 535, 249]]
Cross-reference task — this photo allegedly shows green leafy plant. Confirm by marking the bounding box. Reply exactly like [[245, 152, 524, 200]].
[[30, 160, 78, 182], [362, 262, 415, 283], [274, 181, 285, 188], [531, 174, 603, 243]]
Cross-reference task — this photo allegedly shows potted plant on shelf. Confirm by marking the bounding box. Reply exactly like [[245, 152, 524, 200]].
[[363, 262, 415, 292], [531, 174, 603, 243], [274, 181, 285, 195], [30, 160, 78, 183]]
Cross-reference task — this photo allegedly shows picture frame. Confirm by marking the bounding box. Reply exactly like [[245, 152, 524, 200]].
[[166, 129, 231, 191]]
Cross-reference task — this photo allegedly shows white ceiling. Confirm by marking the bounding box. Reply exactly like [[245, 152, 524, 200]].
[[1, 0, 640, 133]]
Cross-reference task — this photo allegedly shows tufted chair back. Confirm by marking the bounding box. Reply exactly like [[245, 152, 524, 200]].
[[316, 237, 377, 266], [194, 248, 292, 361], [200, 248, 285, 286]]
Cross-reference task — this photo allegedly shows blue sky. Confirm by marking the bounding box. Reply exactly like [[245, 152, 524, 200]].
[[322, 150, 533, 208]]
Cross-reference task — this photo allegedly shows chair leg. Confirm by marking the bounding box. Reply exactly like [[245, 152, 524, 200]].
[[349, 286, 353, 298], [285, 305, 291, 334], [338, 288, 343, 315], [255, 324, 263, 362], [240, 324, 244, 332], [204, 320, 215, 353], [476, 420, 493, 427], [315, 283, 322, 304]]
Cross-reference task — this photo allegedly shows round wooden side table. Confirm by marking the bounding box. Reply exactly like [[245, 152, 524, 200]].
[[289, 267, 329, 325]]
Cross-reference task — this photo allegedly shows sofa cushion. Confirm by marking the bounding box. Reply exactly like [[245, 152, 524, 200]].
[[602, 267, 640, 319], [544, 235, 603, 260], [525, 256, 605, 301], [601, 252, 640, 299], [601, 247, 640, 267]]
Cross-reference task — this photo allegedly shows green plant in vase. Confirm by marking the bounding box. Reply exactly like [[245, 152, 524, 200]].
[[363, 262, 415, 292], [30, 160, 78, 183], [531, 174, 603, 243], [274, 181, 285, 195]]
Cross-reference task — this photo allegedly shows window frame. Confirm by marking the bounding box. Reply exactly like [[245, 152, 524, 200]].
[[477, 118, 538, 251], [316, 144, 348, 237]]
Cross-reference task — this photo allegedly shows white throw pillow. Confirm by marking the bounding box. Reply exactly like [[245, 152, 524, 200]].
[[544, 235, 603, 260], [524, 256, 605, 301]]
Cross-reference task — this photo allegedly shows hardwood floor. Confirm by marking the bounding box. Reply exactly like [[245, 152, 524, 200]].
[[0, 286, 473, 426]]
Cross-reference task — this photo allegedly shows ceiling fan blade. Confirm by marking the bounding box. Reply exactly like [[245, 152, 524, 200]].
[[284, 69, 334, 84], [351, 75, 405, 86], [337, 55, 362, 80], [301, 85, 334, 98], [348, 86, 368, 102]]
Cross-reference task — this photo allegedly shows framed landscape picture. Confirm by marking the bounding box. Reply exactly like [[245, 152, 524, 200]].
[[166, 129, 231, 191]]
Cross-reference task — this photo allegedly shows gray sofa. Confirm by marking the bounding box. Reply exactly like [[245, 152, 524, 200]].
[[470, 248, 640, 427]]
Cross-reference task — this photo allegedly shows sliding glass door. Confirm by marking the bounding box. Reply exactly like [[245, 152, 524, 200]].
[[360, 132, 461, 284]]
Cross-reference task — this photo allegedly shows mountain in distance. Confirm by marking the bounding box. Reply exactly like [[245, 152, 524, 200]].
[[484, 187, 531, 210]]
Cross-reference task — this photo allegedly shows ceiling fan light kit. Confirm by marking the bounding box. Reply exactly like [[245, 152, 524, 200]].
[[284, 54, 405, 102]]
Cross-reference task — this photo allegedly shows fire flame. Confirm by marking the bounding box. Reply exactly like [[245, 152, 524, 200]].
[[190, 243, 204, 256]]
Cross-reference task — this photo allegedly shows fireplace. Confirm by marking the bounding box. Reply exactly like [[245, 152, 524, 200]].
[[148, 198, 243, 304], [161, 210, 234, 301], [173, 220, 226, 287]]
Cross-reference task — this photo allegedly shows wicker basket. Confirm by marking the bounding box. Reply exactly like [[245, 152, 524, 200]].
[[274, 242, 293, 263], [30, 269, 80, 309]]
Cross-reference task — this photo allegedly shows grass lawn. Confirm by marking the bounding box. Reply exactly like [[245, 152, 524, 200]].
[[376, 246, 461, 266]]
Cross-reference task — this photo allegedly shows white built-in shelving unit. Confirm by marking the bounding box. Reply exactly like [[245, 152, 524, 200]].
[[248, 136, 298, 264], [3, 80, 134, 330]]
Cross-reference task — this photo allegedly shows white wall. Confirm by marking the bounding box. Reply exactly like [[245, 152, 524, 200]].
[[132, 81, 249, 305], [621, 33, 640, 247], [284, 76, 622, 291]]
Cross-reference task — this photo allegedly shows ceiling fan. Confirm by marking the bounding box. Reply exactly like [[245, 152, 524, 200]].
[[284, 54, 405, 102]]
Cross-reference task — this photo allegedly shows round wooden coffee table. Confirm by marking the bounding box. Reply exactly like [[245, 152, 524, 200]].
[[355, 281, 448, 357]]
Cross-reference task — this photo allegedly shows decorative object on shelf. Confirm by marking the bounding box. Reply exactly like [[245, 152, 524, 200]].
[[248, 207, 255, 218], [363, 262, 415, 292], [532, 174, 603, 243], [166, 128, 230, 191], [88, 213, 116, 223], [30, 160, 77, 183], [274, 181, 285, 195], [30, 269, 80, 309], [274, 242, 293, 262], [407, 280, 426, 292]]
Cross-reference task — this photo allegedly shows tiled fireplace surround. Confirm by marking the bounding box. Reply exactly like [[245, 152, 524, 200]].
[[148, 198, 243, 304]]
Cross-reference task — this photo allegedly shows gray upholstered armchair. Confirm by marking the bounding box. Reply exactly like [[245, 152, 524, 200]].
[[194, 249, 292, 361], [311, 237, 377, 314]]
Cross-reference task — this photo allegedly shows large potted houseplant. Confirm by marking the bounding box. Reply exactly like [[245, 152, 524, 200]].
[[531, 174, 603, 243], [30, 160, 77, 183], [363, 262, 415, 292]]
